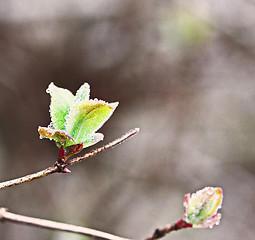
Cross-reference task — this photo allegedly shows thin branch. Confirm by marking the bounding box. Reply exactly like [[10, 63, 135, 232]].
[[0, 166, 59, 189], [0, 208, 131, 240], [67, 128, 139, 166], [145, 220, 192, 240], [0, 128, 139, 189]]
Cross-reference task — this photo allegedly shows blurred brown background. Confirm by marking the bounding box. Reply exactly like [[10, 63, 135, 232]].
[[0, 0, 255, 239]]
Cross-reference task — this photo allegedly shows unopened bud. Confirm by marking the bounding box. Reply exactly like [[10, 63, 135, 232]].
[[183, 187, 223, 228]]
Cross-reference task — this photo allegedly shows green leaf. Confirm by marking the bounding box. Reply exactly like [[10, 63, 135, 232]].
[[38, 126, 76, 148], [74, 82, 90, 104], [47, 82, 74, 130], [65, 100, 118, 144]]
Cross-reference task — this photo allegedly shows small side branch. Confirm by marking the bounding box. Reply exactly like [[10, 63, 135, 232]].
[[67, 128, 139, 166], [0, 208, 131, 240], [0, 128, 139, 189]]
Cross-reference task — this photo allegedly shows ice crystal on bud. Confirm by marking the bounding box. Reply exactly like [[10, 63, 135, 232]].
[[183, 187, 223, 228], [38, 82, 118, 150]]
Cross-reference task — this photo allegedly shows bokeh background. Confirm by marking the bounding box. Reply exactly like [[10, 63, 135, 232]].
[[0, 0, 255, 239]]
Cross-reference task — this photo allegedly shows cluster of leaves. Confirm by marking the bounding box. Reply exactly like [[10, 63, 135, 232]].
[[38, 83, 118, 156]]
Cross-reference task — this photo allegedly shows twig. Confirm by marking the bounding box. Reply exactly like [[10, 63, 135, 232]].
[[0, 128, 139, 189], [67, 128, 139, 166], [145, 220, 192, 240], [0, 208, 131, 240]]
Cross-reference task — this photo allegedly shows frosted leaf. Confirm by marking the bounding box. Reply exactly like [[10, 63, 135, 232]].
[[38, 126, 76, 148], [65, 100, 118, 144], [74, 82, 90, 104], [65, 82, 90, 126], [47, 82, 74, 130]]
